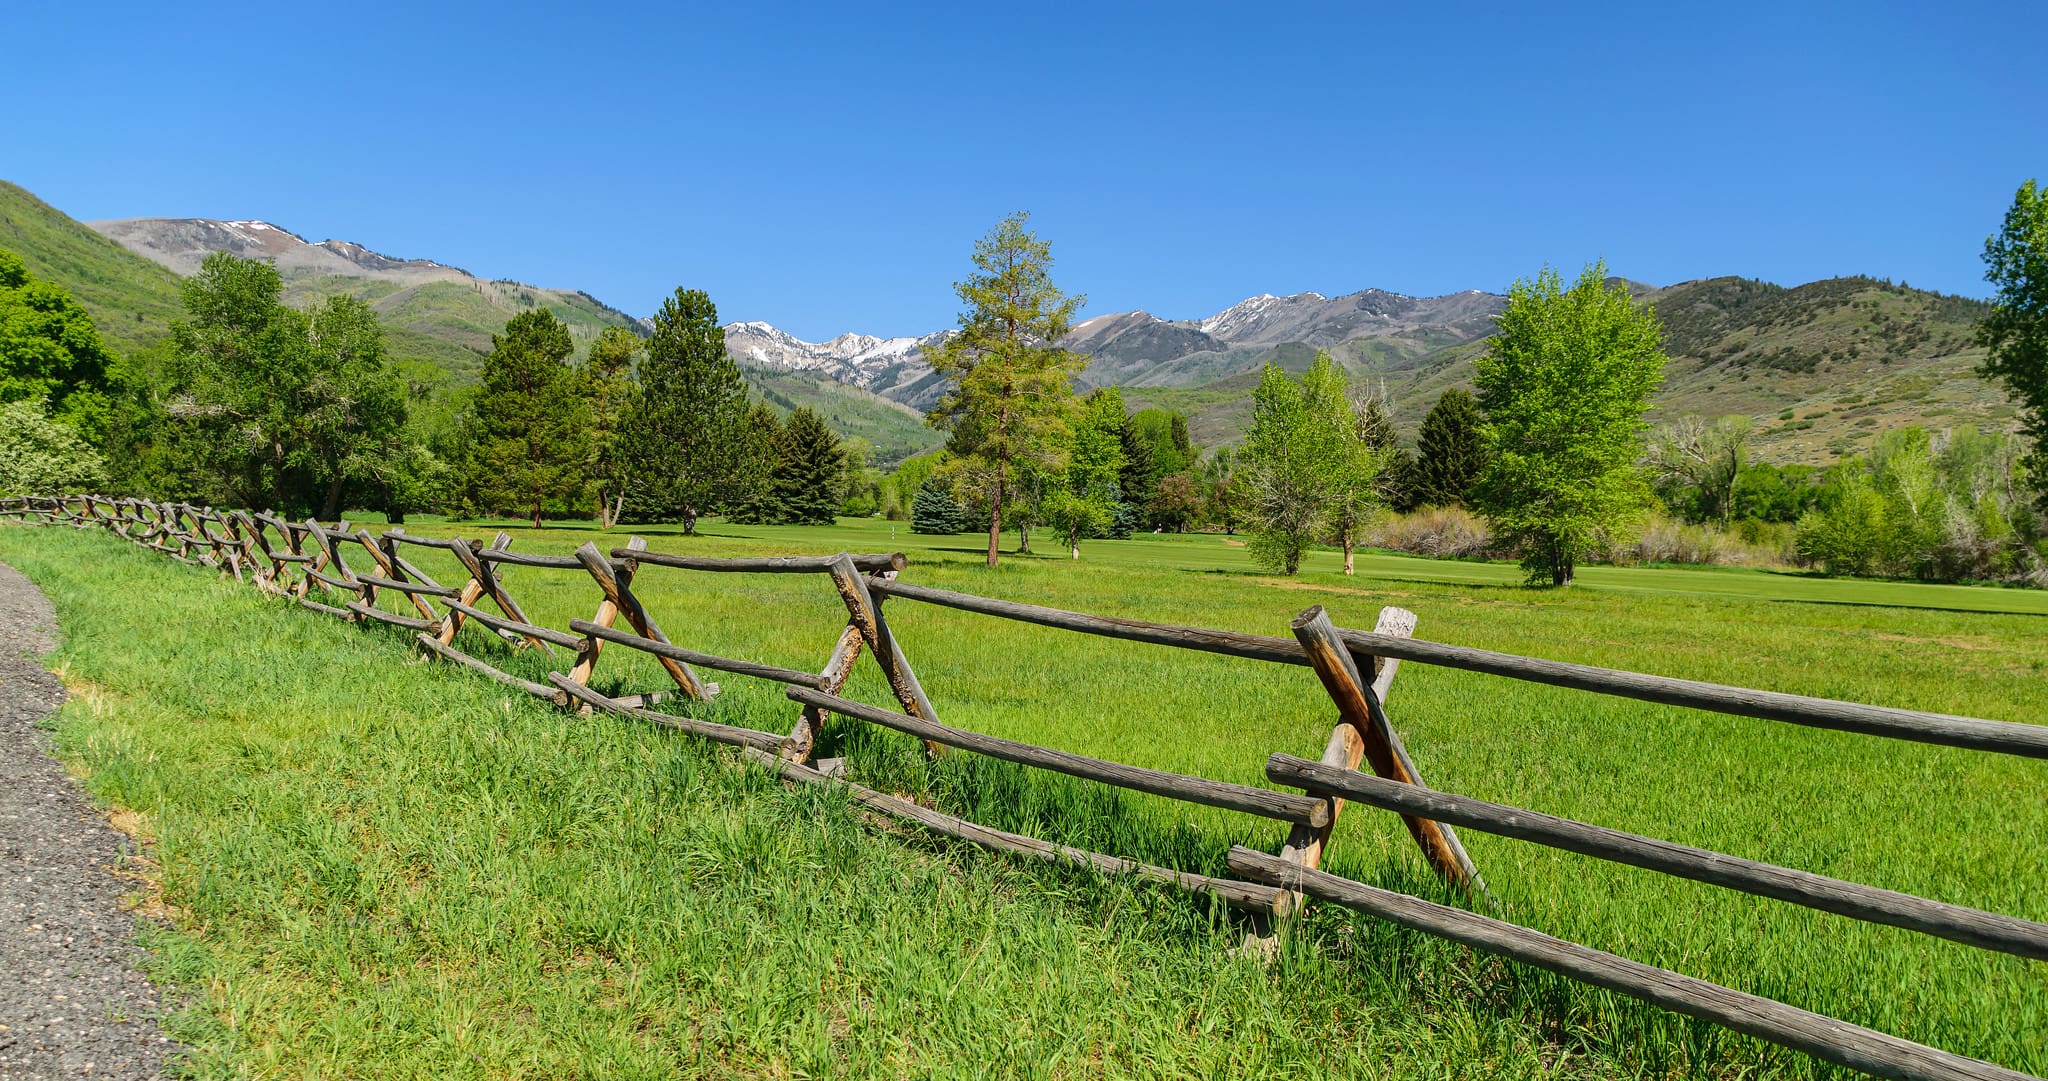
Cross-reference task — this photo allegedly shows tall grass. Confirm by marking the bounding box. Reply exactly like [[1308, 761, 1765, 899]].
[[3, 519, 2044, 1078]]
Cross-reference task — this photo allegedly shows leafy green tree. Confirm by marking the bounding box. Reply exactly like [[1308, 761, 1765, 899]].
[[910, 477, 968, 534], [617, 288, 750, 532], [467, 309, 589, 528], [582, 327, 639, 528], [1978, 178, 2048, 509], [775, 406, 846, 525], [1474, 262, 1667, 585], [165, 253, 409, 518], [1041, 387, 1126, 557], [924, 212, 1086, 567], [0, 248, 118, 441], [0, 398, 106, 495], [1410, 388, 1487, 509], [1302, 360, 1388, 575], [1239, 360, 1348, 574]]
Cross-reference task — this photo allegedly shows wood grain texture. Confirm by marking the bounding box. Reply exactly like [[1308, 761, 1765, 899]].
[[1290, 605, 1482, 895]]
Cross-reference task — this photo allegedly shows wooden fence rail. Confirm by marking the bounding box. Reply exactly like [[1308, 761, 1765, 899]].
[[4, 492, 2042, 1081]]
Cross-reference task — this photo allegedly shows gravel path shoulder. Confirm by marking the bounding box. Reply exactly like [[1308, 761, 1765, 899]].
[[0, 558, 175, 1080]]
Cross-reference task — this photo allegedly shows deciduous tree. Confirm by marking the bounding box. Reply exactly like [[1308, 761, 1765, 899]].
[[165, 253, 409, 518], [924, 212, 1086, 567], [1474, 261, 1667, 586], [0, 248, 118, 441], [1978, 178, 2048, 509], [582, 326, 639, 528], [1239, 359, 1347, 575]]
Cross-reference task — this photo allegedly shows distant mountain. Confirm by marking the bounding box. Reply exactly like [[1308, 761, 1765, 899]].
[[722, 321, 951, 409], [7, 179, 2008, 469], [90, 216, 646, 381]]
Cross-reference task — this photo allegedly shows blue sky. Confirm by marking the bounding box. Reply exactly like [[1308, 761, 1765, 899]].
[[6, 2, 2041, 339]]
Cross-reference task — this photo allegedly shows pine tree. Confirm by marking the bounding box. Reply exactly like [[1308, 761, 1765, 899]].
[[1411, 388, 1487, 508], [924, 212, 1086, 567], [617, 288, 749, 532], [726, 403, 785, 525], [775, 406, 845, 525], [910, 477, 968, 534], [468, 309, 589, 528]]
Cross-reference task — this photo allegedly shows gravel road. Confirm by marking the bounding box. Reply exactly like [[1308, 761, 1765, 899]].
[[0, 559, 175, 1080]]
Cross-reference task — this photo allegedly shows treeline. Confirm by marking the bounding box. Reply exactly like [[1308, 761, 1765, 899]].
[[0, 247, 859, 530]]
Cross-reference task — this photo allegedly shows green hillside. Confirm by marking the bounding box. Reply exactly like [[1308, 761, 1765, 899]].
[[4, 180, 945, 464], [744, 366, 944, 466], [0, 180, 185, 357], [1137, 277, 2004, 466]]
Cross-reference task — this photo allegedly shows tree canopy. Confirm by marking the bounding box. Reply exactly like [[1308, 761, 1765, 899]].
[[617, 288, 749, 532], [1473, 262, 1667, 586], [0, 247, 119, 442], [1410, 388, 1486, 509], [1978, 178, 2048, 510], [164, 252, 409, 518], [467, 309, 589, 528], [924, 212, 1086, 567]]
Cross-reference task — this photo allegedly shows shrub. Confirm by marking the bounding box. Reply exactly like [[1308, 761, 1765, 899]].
[[1365, 506, 1494, 559]]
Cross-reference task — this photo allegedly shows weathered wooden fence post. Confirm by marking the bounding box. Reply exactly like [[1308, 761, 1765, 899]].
[[567, 539, 714, 703], [1283, 604, 1482, 896]]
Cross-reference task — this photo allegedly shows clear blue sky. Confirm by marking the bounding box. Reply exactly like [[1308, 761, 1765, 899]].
[[7, 2, 2041, 340]]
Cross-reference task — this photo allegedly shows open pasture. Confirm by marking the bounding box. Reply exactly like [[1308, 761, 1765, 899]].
[[3, 518, 2043, 1077]]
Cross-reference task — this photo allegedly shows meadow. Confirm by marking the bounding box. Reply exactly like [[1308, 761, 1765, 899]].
[[2, 517, 2042, 1079]]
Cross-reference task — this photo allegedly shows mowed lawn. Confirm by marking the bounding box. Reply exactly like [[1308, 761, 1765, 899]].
[[3, 516, 2043, 1078]]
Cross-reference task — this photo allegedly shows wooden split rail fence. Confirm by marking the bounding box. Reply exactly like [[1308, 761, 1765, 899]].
[[5, 492, 2044, 1081]]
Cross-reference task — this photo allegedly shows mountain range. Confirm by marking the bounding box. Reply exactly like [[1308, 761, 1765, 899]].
[[2, 179, 2014, 468]]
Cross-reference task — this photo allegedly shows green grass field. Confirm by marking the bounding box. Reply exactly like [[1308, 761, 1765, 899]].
[[2, 518, 2043, 1079]]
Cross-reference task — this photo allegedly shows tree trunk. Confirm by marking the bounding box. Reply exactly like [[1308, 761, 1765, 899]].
[[319, 475, 346, 522], [1343, 536, 1356, 575], [1070, 540, 1080, 559], [531, 501, 543, 530], [986, 476, 1003, 568], [1017, 521, 1031, 554]]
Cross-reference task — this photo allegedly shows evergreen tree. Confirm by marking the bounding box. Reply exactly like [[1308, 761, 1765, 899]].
[[1474, 262, 1667, 586], [726, 402, 785, 525], [468, 309, 589, 528], [910, 477, 968, 534], [924, 212, 1086, 567], [775, 406, 846, 525], [582, 326, 639, 528], [1410, 388, 1487, 508], [617, 288, 749, 532]]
